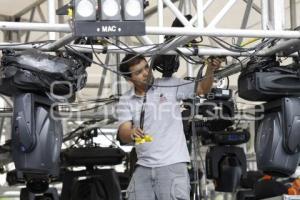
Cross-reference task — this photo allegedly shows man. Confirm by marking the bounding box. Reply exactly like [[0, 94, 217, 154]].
[[117, 54, 221, 200]]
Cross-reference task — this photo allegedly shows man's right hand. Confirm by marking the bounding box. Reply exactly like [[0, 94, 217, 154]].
[[131, 127, 145, 140]]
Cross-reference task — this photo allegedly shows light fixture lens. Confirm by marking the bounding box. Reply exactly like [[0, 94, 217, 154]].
[[76, 0, 95, 17], [102, 0, 119, 17], [125, 0, 142, 17]]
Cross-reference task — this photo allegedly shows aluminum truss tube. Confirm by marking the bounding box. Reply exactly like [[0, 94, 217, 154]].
[[243, 0, 261, 14], [261, 0, 269, 30], [190, 0, 215, 27], [146, 27, 300, 38], [94, 55, 109, 114], [136, 35, 154, 45], [207, 0, 236, 28], [163, 0, 191, 27], [44, 33, 75, 50], [25, 8, 36, 42], [0, 42, 298, 57], [273, 0, 285, 30], [196, 0, 204, 28], [57, 45, 254, 56], [14, 0, 47, 18], [214, 58, 249, 79], [259, 38, 300, 56], [48, 0, 56, 40], [183, 0, 191, 15], [158, 0, 164, 43], [290, 0, 297, 29], [145, 0, 179, 17], [0, 21, 70, 32], [236, 0, 253, 45], [157, 0, 213, 54], [2, 22, 300, 39]]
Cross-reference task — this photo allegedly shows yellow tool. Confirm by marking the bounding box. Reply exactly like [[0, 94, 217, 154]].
[[67, 8, 73, 18], [135, 135, 153, 145]]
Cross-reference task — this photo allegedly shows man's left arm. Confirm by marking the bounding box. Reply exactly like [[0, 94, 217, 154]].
[[197, 59, 222, 96]]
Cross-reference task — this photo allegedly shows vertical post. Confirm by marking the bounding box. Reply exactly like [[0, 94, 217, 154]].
[[183, 0, 191, 15], [116, 38, 122, 96], [273, 0, 284, 30], [58, 0, 65, 38], [290, 0, 297, 29], [48, 0, 56, 40], [196, 0, 204, 28], [94, 55, 109, 114], [182, 0, 193, 78], [236, 0, 253, 45], [158, 0, 164, 43], [261, 0, 269, 30]]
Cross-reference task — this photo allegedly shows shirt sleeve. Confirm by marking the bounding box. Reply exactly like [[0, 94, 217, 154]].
[[176, 78, 195, 100], [116, 98, 132, 128]]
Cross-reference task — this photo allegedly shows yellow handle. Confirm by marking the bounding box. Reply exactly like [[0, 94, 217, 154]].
[[135, 135, 153, 145], [67, 8, 73, 18]]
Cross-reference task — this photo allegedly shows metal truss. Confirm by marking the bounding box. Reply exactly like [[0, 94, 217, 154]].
[[0, 0, 298, 50]]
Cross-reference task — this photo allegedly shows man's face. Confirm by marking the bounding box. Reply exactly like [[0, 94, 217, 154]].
[[128, 59, 152, 87]]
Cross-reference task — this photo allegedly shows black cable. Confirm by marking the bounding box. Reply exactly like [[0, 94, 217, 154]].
[[98, 128, 125, 152], [65, 44, 200, 88]]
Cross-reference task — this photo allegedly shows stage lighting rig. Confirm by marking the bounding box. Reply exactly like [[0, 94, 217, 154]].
[[72, 0, 146, 36]]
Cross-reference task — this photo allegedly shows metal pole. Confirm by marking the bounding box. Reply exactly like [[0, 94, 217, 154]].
[[146, 27, 300, 38], [136, 36, 154, 45], [196, 0, 204, 28], [243, 0, 261, 14], [207, 0, 236, 28], [45, 33, 75, 50], [163, 0, 191, 26], [158, 0, 164, 43], [14, 0, 47, 18], [145, 0, 179, 18], [116, 39, 122, 96], [2, 22, 300, 39], [273, 0, 285, 30], [1, 40, 300, 57], [290, 0, 297, 29], [94, 55, 109, 114], [37, 5, 47, 22], [24, 8, 36, 42], [261, 0, 269, 30], [48, 0, 56, 40], [58, 0, 65, 38], [0, 21, 70, 32], [183, 0, 191, 15], [190, 0, 214, 27], [259, 38, 300, 56], [236, 0, 253, 45]]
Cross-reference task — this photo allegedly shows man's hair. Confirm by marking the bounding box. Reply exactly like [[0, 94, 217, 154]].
[[119, 54, 146, 78]]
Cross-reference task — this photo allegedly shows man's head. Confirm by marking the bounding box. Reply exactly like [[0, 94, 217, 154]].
[[119, 54, 152, 88]]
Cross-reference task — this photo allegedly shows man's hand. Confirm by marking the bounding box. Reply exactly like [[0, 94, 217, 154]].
[[207, 57, 226, 71], [130, 127, 145, 140]]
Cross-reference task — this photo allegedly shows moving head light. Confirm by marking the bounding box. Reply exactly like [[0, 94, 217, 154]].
[[151, 15, 194, 78], [183, 88, 249, 192], [255, 97, 300, 177], [238, 56, 300, 101], [238, 56, 300, 177], [0, 49, 88, 194]]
